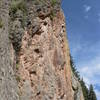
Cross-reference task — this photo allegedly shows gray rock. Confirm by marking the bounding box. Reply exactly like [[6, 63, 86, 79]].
[[72, 73, 84, 100], [0, 0, 85, 100], [0, 0, 19, 99], [9, 19, 24, 54], [20, 80, 33, 100]]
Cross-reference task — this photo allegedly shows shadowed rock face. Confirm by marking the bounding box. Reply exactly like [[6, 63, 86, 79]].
[[0, 0, 84, 100]]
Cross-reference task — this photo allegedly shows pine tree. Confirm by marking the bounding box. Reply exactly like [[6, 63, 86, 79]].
[[70, 55, 80, 80], [80, 79, 89, 100], [88, 84, 97, 100], [70, 55, 97, 100]]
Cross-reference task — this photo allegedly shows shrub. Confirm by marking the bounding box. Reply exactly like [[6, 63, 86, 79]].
[[9, 0, 26, 55], [10, 0, 27, 26], [50, 0, 57, 20], [50, 10, 56, 20], [16, 63, 19, 70], [10, 0, 26, 15], [51, 0, 57, 6], [16, 75, 21, 82]]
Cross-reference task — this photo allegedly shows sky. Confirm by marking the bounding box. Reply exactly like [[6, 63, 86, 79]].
[[62, 0, 100, 99]]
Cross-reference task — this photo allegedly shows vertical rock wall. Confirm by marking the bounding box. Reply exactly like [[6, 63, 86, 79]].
[[17, 9, 74, 100], [0, 0, 84, 100], [0, 0, 19, 100]]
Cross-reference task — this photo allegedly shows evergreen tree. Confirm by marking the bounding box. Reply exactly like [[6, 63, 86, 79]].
[[80, 79, 89, 100], [70, 55, 97, 100], [88, 84, 97, 100], [70, 55, 80, 80]]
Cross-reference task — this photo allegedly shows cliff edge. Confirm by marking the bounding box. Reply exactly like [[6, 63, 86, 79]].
[[0, 0, 84, 100]]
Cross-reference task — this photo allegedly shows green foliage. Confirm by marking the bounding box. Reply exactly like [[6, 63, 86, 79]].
[[10, 0, 27, 26], [0, 18, 3, 28], [70, 55, 80, 80], [50, 10, 56, 20], [9, 0, 26, 56], [80, 79, 89, 100], [51, 0, 57, 6], [70, 54, 97, 100], [16, 75, 21, 82], [88, 84, 97, 100], [16, 63, 19, 70], [10, 0, 26, 15]]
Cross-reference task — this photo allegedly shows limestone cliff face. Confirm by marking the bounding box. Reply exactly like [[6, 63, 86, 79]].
[[0, 0, 84, 100], [0, 0, 19, 100]]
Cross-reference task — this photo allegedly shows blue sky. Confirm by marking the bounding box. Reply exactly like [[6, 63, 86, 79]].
[[62, 0, 100, 99]]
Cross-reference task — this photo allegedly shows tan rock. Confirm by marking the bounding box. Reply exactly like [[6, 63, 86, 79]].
[[0, 0, 84, 100], [17, 9, 84, 100]]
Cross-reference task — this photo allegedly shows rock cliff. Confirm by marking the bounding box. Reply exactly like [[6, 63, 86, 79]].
[[0, 0, 84, 100]]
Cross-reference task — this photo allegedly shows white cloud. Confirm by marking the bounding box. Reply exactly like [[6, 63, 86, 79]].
[[95, 89, 100, 100], [70, 35, 88, 57], [78, 56, 100, 100], [71, 40, 100, 58], [70, 29, 100, 100], [84, 5, 92, 12], [79, 56, 100, 83]]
